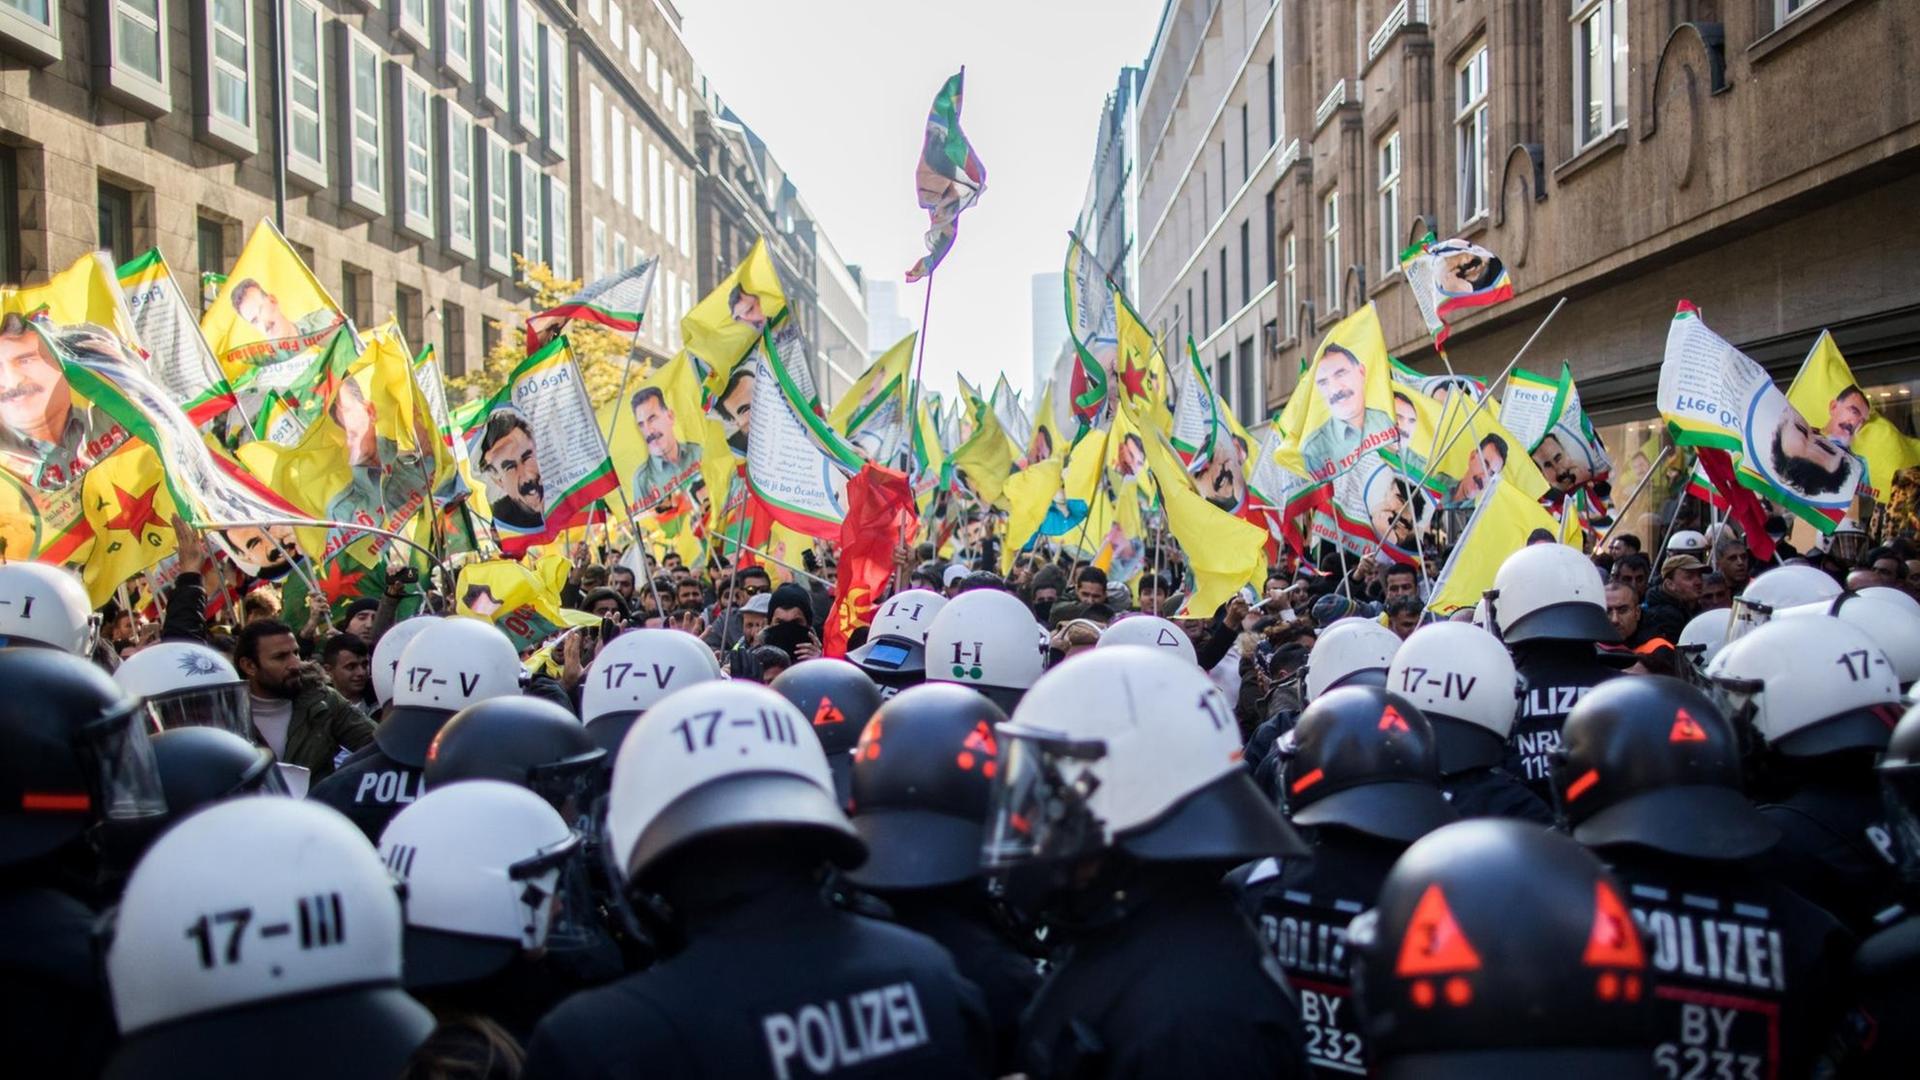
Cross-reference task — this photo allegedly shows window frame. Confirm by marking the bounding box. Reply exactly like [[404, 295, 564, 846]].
[[1570, 0, 1628, 150], [517, 153, 543, 266], [392, 64, 435, 240], [1322, 189, 1341, 313], [188, 0, 256, 152], [592, 216, 607, 279], [481, 0, 508, 112], [514, 1, 541, 136], [284, 0, 328, 187], [441, 98, 477, 258], [678, 173, 691, 257], [1377, 129, 1401, 277], [0, 0, 61, 65], [95, 0, 171, 116], [1281, 231, 1296, 340], [629, 125, 643, 214], [1455, 43, 1490, 226], [396, 0, 431, 53], [547, 175, 571, 280], [339, 25, 386, 215], [589, 84, 605, 187], [544, 23, 567, 156], [611, 98, 626, 206], [482, 128, 513, 276], [440, 0, 472, 83]]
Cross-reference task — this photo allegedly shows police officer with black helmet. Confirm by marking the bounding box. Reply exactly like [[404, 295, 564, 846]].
[[1845, 699, 1920, 1075], [0, 648, 168, 1078], [310, 618, 525, 841], [1552, 676, 1854, 1079], [986, 646, 1311, 1078], [1346, 818, 1660, 1077], [150, 726, 291, 823], [1708, 614, 1906, 934], [1488, 542, 1622, 802], [771, 658, 884, 803], [1388, 622, 1552, 822], [842, 682, 1042, 1074], [1234, 684, 1458, 1076], [522, 679, 993, 1078], [425, 696, 607, 823]]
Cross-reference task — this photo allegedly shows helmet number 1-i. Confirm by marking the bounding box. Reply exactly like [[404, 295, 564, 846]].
[[951, 641, 984, 681]]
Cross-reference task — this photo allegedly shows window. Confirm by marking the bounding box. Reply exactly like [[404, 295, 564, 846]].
[[0, 148, 22, 283], [481, 0, 508, 110], [343, 28, 385, 213], [1322, 190, 1340, 311], [647, 143, 661, 229], [443, 101, 476, 257], [1456, 43, 1489, 224], [589, 83, 605, 186], [396, 285, 422, 349], [442, 0, 471, 82], [443, 301, 467, 377], [1185, 287, 1193, 345], [1200, 269, 1209, 337], [193, 0, 254, 149], [678, 174, 691, 256], [284, 0, 326, 185], [607, 0, 621, 46], [1218, 247, 1228, 322], [613, 233, 627, 273], [1240, 106, 1250, 183], [518, 154, 542, 264], [548, 176, 571, 279], [662, 69, 676, 120], [397, 0, 430, 51], [1235, 337, 1256, 429], [1282, 233, 1296, 338], [645, 47, 657, 93], [662, 161, 676, 245], [340, 265, 369, 327], [626, 25, 640, 69], [99, 0, 167, 115], [1777, 0, 1819, 26], [0, 0, 59, 65], [676, 87, 688, 128], [611, 100, 625, 205], [585, 0, 599, 23], [545, 25, 567, 156], [1239, 221, 1251, 306], [484, 130, 511, 274], [515, 2, 540, 134], [629, 126, 642, 212], [1263, 190, 1276, 283], [196, 216, 225, 279], [1218, 143, 1227, 208], [396, 69, 434, 238], [1377, 130, 1401, 276], [1572, 0, 1627, 148], [1267, 58, 1277, 145], [112, 0, 165, 84], [592, 217, 607, 278]]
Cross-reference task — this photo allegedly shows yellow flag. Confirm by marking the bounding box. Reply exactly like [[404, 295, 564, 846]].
[[949, 394, 1014, 506], [200, 219, 347, 382], [1280, 304, 1398, 483], [1113, 288, 1174, 436], [1786, 330, 1920, 499], [1426, 472, 1566, 615], [831, 332, 914, 436], [600, 353, 721, 514], [1143, 429, 1266, 616], [1061, 426, 1107, 508], [1024, 381, 1066, 466], [1427, 394, 1551, 505], [79, 442, 177, 606], [454, 557, 589, 651], [1, 252, 141, 341], [1001, 458, 1065, 574], [683, 238, 787, 403]]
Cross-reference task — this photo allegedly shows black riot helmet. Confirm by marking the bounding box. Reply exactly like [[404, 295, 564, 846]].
[[151, 727, 290, 821], [1551, 676, 1779, 861], [1878, 701, 1920, 890], [1280, 686, 1458, 844], [0, 649, 166, 868], [844, 683, 1007, 891], [1348, 818, 1659, 1079], [424, 697, 607, 820], [770, 659, 883, 802]]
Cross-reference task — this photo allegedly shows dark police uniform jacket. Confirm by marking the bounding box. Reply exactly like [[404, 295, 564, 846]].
[[306, 744, 426, 843], [880, 887, 1040, 1078], [1509, 642, 1619, 803], [1757, 774, 1903, 936], [522, 878, 992, 1079], [0, 885, 115, 1080], [1441, 765, 1555, 824]]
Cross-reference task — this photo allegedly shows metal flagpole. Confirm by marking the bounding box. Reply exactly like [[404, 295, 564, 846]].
[[1594, 444, 1673, 553], [712, 532, 834, 589], [1418, 297, 1569, 478]]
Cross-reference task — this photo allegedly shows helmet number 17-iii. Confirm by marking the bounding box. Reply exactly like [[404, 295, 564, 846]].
[[184, 892, 347, 970], [671, 708, 801, 754]]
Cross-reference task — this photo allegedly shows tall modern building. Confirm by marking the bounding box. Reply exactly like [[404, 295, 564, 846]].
[[1134, 1, 1282, 432], [1267, 0, 1920, 542], [1075, 65, 1145, 297], [1030, 271, 1066, 394], [863, 277, 913, 358]]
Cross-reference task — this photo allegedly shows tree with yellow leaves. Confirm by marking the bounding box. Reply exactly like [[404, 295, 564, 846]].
[[447, 257, 651, 409]]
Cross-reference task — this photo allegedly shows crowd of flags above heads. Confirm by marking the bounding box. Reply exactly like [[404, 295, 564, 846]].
[[5, 66, 1916, 648]]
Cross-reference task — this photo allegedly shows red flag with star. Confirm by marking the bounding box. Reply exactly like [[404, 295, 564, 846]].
[[824, 464, 918, 657], [80, 442, 178, 606]]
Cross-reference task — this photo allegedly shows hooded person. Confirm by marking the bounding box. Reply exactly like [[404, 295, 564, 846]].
[[759, 582, 818, 662], [102, 799, 435, 1079], [1231, 685, 1458, 1076], [521, 680, 994, 1078], [986, 646, 1312, 1078], [1387, 622, 1551, 823]]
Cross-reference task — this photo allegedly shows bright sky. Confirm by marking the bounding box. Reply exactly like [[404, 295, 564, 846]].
[[681, 0, 1166, 398]]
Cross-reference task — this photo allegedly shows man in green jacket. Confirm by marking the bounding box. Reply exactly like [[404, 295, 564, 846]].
[[233, 619, 375, 786]]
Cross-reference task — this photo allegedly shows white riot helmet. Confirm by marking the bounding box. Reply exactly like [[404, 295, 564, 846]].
[[380, 619, 524, 767], [1677, 608, 1734, 672], [370, 617, 435, 710], [104, 799, 432, 1079], [847, 588, 947, 685], [1707, 615, 1901, 757], [0, 562, 95, 654], [605, 680, 862, 885], [1728, 564, 1842, 643], [1304, 618, 1401, 701], [580, 628, 722, 753], [1665, 529, 1709, 558], [1815, 516, 1867, 563], [1387, 622, 1518, 773], [984, 647, 1305, 874], [1489, 542, 1616, 644], [1096, 613, 1199, 666], [1863, 585, 1920, 617], [925, 588, 1047, 711], [114, 641, 250, 737], [1776, 591, 1920, 688], [378, 781, 580, 989]]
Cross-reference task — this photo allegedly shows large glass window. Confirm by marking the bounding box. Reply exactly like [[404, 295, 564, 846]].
[[1322, 190, 1340, 311], [445, 101, 475, 255], [647, 143, 661, 229], [1456, 43, 1489, 224], [515, 1, 540, 134], [629, 127, 642, 212], [519, 154, 542, 263], [285, 1, 325, 176], [548, 176, 570, 279], [1378, 129, 1401, 276], [1282, 232, 1296, 339], [346, 30, 385, 211], [209, 0, 250, 126], [545, 26, 567, 155], [611, 100, 626, 205], [399, 70, 434, 236], [482, 0, 508, 109], [115, 0, 163, 82], [398, 0, 430, 50], [589, 84, 604, 187], [443, 0, 471, 80], [485, 131, 511, 273], [1572, 0, 1627, 148]]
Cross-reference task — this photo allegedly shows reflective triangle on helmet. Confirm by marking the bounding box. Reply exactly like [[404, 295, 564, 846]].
[[1669, 708, 1708, 743], [1582, 880, 1646, 968], [1395, 883, 1483, 977]]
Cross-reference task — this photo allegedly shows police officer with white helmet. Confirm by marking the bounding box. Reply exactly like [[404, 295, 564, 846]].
[[578, 627, 721, 754], [925, 587, 1048, 713], [1389, 621, 1551, 822], [368, 616, 435, 718], [1096, 612, 1199, 666], [522, 680, 993, 1078], [309, 618, 524, 841], [1245, 617, 1401, 799], [101, 798, 434, 1078], [1773, 589, 1920, 690], [1727, 562, 1842, 642], [113, 640, 251, 736], [848, 587, 947, 695], [0, 561, 97, 655]]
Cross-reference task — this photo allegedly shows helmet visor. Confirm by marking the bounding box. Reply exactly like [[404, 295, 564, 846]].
[[1706, 674, 1770, 765], [508, 835, 583, 951], [146, 684, 251, 739], [528, 753, 610, 829], [1725, 597, 1775, 645], [1882, 768, 1920, 890], [78, 703, 167, 823], [980, 729, 1108, 870]]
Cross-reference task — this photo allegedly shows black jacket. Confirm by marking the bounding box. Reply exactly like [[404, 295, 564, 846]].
[[1509, 642, 1619, 803], [0, 884, 116, 1079], [881, 887, 1041, 1077], [1757, 767, 1902, 936], [1639, 584, 1695, 643], [159, 570, 207, 643], [307, 744, 426, 842]]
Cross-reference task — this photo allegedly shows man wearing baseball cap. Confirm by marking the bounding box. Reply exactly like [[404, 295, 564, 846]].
[[1641, 552, 1705, 642]]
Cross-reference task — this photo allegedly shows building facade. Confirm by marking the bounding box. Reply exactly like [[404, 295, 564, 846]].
[[863, 276, 912, 358], [1030, 270, 1065, 394], [1135, 0, 1283, 433], [571, 0, 698, 367], [1076, 65, 1145, 297], [1270, 0, 1920, 540], [0, 0, 586, 378]]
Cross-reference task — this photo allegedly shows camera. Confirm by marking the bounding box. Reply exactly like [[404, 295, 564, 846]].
[[392, 566, 420, 585]]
